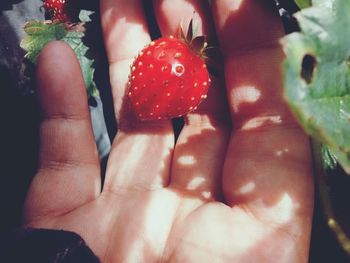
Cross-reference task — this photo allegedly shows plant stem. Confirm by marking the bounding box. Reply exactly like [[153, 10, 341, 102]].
[[311, 139, 350, 255]]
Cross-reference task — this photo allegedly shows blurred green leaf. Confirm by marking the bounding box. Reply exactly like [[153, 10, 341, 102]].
[[21, 21, 67, 63], [282, 0, 350, 173], [295, 0, 312, 8]]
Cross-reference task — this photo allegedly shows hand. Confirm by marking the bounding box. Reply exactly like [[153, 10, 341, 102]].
[[23, 0, 314, 262]]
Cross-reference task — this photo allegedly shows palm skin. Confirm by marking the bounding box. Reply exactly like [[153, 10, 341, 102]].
[[23, 0, 314, 262]]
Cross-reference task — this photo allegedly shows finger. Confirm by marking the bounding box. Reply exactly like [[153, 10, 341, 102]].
[[100, 0, 151, 119], [152, 0, 231, 200], [212, 0, 313, 260], [24, 41, 101, 223], [100, 0, 174, 193]]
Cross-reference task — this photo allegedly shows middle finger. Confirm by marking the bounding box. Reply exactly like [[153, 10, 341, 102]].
[[152, 0, 231, 200]]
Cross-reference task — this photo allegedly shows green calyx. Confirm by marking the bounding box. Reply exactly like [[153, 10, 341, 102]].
[[178, 19, 209, 60]]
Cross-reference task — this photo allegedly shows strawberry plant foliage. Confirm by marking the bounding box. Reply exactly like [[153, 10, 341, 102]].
[[295, 0, 312, 9], [282, 0, 350, 173], [20, 10, 98, 97]]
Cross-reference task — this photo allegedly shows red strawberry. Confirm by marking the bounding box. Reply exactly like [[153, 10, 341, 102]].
[[43, 0, 70, 22], [127, 23, 210, 121]]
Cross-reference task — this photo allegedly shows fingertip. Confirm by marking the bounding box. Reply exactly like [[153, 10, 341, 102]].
[[211, 0, 283, 54], [37, 40, 80, 82], [38, 40, 75, 61], [100, 0, 151, 62], [36, 41, 88, 118]]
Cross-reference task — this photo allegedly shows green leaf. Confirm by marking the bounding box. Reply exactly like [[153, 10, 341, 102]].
[[79, 10, 94, 23], [20, 10, 98, 98], [295, 0, 312, 9], [21, 21, 67, 63], [282, 0, 350, 173], [312, 0, 335, 8]]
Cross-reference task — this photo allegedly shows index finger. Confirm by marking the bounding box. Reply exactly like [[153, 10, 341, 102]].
[[99, 1, 174, 193], [100, 0, 152, 121]]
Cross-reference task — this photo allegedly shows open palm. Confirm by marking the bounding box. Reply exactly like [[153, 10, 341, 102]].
[[23, 0, 314, 262]]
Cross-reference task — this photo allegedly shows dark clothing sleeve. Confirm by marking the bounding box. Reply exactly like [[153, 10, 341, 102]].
[[0, 228, 100, 263]]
